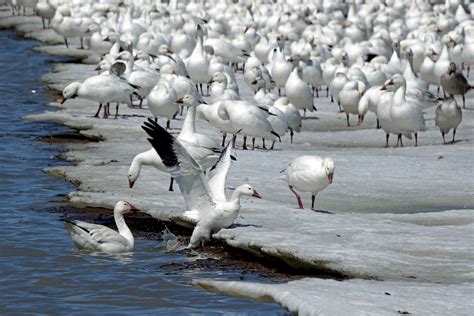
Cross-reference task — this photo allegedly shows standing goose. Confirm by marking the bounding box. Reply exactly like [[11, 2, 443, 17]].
[[385, 74, 427, 147], [285, 156, 335, 211], [440, 62, 472, 109], [285, 67, 316, 117], [142, 119, 262, 248], [62, 201, 139, 253], [435, 98, 462, 144], [147, 80, 178, 129]]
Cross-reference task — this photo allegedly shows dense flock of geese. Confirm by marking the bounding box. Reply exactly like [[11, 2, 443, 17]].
[[7, 0, 473, 252]]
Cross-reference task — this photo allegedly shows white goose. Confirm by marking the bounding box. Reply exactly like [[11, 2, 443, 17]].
[[61, 70, 137, 118], [142, 119, 262, 248], [285, 156, 334, 211], [385, 74, 427, 147], [186, 25, 211, 95], [146, 80, 178, 129], [217, 100, 280, 150], [63, 201, 139, 253], [285, 67, 316, 117]]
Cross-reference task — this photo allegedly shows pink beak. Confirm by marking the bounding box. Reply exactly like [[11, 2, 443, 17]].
[[176, 97, 184, 104], [128, 202, 140, 213], [128, 179, 135, 188], [252, 190, 262, 198], [328, 173, 334, 184], [60, 97, 67, 104]]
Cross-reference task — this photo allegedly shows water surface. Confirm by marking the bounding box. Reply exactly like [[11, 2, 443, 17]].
[[0, 30, 286, 314]]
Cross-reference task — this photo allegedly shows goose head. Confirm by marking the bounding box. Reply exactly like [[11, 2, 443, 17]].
[[209, 72, 227, 86], [61, 82, 81, 104], [114, 201, 140, 216], [127, 155, 142, 188], [235, 184, 262, 199], [176, 94, 197, 106], [447, 62, 456, 75], [381, 74, 405, 90], [323, 158, 335, 184]]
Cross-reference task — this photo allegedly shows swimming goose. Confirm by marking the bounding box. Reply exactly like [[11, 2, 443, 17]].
[[435, 97, 462, 144], [285, 156, 334, 211], [142, 119, 262, 248], [63, 201, 139, 253]]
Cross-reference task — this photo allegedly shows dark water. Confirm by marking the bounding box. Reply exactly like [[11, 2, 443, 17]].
[[0, 31, 285, 314]]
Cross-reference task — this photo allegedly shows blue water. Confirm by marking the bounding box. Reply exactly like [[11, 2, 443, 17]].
[[0, 31, 286, 314]]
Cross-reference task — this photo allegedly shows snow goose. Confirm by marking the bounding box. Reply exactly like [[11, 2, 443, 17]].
[[117, 51, 160, 108], [186, 25, 211, 95], [146, 80, 178, 129], [267, 105, 288, 150], [217, 100, 281, 150], [329, 72, 349, 111], [384, 74, 427, 147], [270, 48, 294, 96], [36, 0, 55, 29], [63, 201, 139, 253], [142, 119, 262, 248], [440, 62, 472, 109], [339, 80, 365, 127], [285, 156, 334, 211], [434, 45, 452, 88], [61, 70, 137, 118], [208, 72, 241, 103], [285, 67, 316, 118], [51, 5, 85, 48], [435, 97, 462, 144], [301, 58, 324, 97], [420, 48, 439, 88], [273, 97, 302, 143], [196, 102, 239, 147], [358, 85, 384, 127]]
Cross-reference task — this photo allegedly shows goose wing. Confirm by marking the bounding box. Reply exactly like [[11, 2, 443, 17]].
[[142, 119, 215, 221], [207, 137, 235, 202], [63, 220, 127, 248]]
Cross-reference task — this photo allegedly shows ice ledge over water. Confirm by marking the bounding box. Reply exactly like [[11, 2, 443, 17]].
[[193, 278, 474, 316]]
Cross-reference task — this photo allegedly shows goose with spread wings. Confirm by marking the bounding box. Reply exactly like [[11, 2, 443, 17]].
[[142, 119, 262, 248]]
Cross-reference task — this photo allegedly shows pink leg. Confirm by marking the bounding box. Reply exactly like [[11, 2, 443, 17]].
[[289, 185, 304, 209]]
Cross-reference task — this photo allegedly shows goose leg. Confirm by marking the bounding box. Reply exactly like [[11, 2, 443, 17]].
[[414, 132, 418, 147], [103, 103, 109, 118], [338, 101, 342, 111], [80, 38, 84, 49], [270, 141, 275, 150], [262, 138, 266, 149], [289, 185, 304, 209], [242, 136, 248, 150], [385, 133, 390, 148], [42, 18, 45, 29], [303, 108, 307, 120], [168, 177, 174, 191], [166, 119, 171, 130], [452, 129, 456, 144], [311, 193, 318, 211], [326, 86, 329, 98], [222, 133, 227, 147], [346, 113, 350, 127], [376, 118, 380, 129], [399, 135, 404, 147], [290, 128, 294, 143], [441, 132, 446, 144], [94, 103, 103, 118], [462, 94, 465, 109], [315, 87, 319, 98], [252, 137, 256, 150], [64, 37, 69, 48], [115, 103, 119, 119], [396, 134, 401, 147]]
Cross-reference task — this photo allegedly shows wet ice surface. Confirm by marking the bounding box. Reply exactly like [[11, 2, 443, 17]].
[[4, 10, 474, 315]]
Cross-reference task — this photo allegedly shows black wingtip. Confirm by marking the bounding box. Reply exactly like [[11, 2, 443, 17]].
[[230, 155, 237, 161], [141, 119, 179, 168], [313, 105, 318, 111]]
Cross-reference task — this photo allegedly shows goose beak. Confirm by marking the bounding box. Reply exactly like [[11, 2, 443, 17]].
[[176, 97, 184, 104], [252, 190, 262, 198], [328, 173, 334, 184], [95, 65, 101, 71], [128, 203, 140, 213], [60, 97, 67, 104], [128, 179, 135, 188], [380, 85, 387, 91]]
